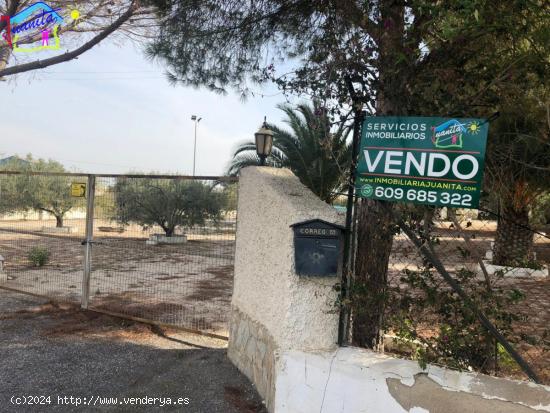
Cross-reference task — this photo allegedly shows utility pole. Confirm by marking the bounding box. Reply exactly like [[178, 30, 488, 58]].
[[191, 115, 202, 176]]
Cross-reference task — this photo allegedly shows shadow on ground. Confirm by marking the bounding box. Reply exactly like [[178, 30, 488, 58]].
[[0, 289, 266, 413]]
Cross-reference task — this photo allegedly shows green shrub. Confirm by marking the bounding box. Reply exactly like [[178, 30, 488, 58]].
[[28, 246, 50, 267], [386, 266, 526, 374]]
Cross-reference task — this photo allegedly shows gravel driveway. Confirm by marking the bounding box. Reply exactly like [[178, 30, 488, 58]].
[[0, 289, 266, 413]]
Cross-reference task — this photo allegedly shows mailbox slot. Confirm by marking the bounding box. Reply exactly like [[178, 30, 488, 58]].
[[291, 219, 345, 277]]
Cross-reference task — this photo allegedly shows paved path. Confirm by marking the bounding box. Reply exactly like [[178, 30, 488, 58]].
[[0, 289, 266, 413]]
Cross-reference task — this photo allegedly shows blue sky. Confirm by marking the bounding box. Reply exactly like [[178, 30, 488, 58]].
[[0, 39, 297, 175]]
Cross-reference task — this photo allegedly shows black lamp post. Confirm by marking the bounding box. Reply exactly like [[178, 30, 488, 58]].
[[255, 117, 274, 166]]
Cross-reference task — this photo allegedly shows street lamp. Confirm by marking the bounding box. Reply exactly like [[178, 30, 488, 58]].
[[191, 115, 202, 176], [254, 117, 274, 166]]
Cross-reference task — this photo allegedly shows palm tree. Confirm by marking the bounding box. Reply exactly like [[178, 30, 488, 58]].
[[485, 95, 550, 266], [227, 102, 351, 203]]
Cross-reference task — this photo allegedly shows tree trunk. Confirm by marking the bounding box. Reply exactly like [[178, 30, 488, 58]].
[[493, 202, 533, 266], [0, 1, 15, 78], [351, 1, 405, 349], [352, 200, 395, 348], [164, 226, 175, 237], [0, 0, 16, 81], [0, 48, 10, 73], [55, 215, 63, 228]]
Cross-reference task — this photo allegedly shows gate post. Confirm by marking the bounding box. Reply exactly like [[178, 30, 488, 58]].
[[81, 175, 96, 309]]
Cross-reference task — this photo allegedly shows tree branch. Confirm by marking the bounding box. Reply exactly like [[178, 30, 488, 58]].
[[0, 0, 136, 78]]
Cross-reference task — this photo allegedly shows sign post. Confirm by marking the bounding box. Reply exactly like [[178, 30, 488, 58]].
[[355, 117, 488, 208]]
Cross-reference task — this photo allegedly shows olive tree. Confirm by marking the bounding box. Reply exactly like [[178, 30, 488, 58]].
[[0, 157, 24, 214], [0, 156, 76, 227], [113, 178, 224, 236]]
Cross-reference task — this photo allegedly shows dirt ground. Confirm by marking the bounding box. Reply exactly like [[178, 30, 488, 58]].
[[0, 219, 235, 336], [385, 220, 550, 384], [2, 217, 548, 383], [0, 289, 266, 413]]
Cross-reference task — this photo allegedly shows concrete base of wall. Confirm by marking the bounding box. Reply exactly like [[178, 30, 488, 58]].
[[228, 306, 277, 412], [274, 347, 550, 413]]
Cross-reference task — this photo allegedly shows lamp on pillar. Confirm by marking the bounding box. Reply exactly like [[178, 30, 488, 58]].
[[254, 117, 274, 166]]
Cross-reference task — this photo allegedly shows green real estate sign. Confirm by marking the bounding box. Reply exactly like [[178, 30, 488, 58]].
[[355, 116, 488, 208]]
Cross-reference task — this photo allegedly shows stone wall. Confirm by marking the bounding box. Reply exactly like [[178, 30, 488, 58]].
[[228, 167, 342, 412], [228, 307, 276, 409]]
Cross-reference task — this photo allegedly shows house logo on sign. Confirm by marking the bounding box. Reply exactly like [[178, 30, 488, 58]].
[[431, 119, 483, 149], [1, 2, 80, 53], [431, 119, 466, 149]]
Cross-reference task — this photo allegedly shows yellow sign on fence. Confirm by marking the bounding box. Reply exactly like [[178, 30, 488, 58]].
[[71, 182, 86, 197]]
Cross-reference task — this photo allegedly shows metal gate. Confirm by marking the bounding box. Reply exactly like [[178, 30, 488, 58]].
[[0, 171, 237, 337], [0, 172, 88, 305]]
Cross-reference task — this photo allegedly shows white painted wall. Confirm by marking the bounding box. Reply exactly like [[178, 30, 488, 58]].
[[232, 167, 342, 352], [275, 347, 550, 413]]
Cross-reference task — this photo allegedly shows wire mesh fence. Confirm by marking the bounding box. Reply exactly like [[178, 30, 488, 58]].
[[87, 175, 237, 336], [351, 203, 550, 384], [0, 172, 238, 337], [0, 173, 88, 304]]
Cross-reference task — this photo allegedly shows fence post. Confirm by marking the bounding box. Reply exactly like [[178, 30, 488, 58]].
[[81, 175, 95, 309], [338, 95, 365, 346]]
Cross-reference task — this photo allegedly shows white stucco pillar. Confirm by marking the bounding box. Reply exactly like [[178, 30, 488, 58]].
[[227, 167, 343, 411]]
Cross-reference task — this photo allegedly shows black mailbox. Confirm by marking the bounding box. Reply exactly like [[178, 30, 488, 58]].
[[291, 219, 345, 277]]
